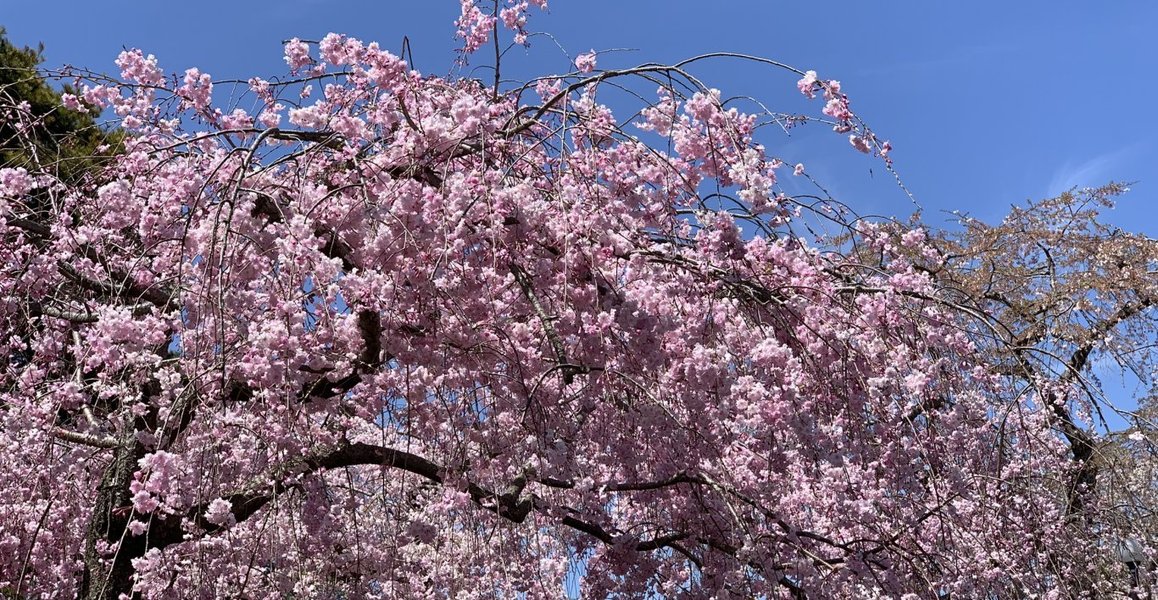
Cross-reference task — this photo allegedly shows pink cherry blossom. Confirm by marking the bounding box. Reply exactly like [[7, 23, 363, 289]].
[[177, 67, 213, 111], [849, 133, 871, 153], [127, 520, 149, 536], [458, 0, 548, 53], [796, 69, 818, 98], [0, 167, 32, 197], [283, 37, 312, 71], [204, 498, 235, 526], [0, 5, 1141, 600], [114, 49, 164, 85], [60, 92, 83, 111], [575, 50, 597, 73]]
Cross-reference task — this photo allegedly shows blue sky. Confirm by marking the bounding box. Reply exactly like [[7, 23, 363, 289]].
[[4, 1, 1155, 228], [4, 0, 1156, 425]]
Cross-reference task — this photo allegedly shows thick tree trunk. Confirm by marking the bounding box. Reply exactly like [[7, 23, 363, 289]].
[[80, 435, 144, 600]]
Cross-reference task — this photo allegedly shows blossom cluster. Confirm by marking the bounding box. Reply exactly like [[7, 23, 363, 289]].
[[0, 12, 1119, 600]]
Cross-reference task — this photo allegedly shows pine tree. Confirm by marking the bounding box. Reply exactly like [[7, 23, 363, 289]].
[[0, 27, 121, 190]]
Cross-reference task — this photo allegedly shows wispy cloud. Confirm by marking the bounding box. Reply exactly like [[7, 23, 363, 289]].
[[1045, 144, 1143, 197]]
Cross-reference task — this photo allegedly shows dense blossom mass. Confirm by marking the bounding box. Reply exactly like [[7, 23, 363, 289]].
[[0, 2, 1154, 598]]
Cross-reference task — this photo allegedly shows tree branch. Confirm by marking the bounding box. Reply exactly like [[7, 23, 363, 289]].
[[52, 427, 120, 448], [509, 262, 583, 384]]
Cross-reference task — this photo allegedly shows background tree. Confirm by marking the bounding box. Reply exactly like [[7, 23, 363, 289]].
[[0, 3, 1152, 598], [0, 27, 121, 189], [0, 28, 125, 448], [1099, 393, 1158, 595], [858, 185, 1158, 592]]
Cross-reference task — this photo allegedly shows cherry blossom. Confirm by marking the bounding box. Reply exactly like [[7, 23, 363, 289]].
[[0, 4, 1148, 599], [575, 50, 597, 73]]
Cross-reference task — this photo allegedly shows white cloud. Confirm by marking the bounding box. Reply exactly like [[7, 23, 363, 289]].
[[1046, 143, 1142, 198]]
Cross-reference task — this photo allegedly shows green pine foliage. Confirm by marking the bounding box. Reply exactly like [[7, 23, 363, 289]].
[[0, 27, 122, 188]]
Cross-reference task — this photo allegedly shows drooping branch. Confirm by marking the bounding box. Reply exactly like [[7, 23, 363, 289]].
[[537, 471, 707, 492], [7, 217, 177, 310], [138, 442, 532, 551], [509, 262, 584, 384], [51, 427, 119, 449], [133, 442, 727, 583], [1061, 297, 1154, 385]]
